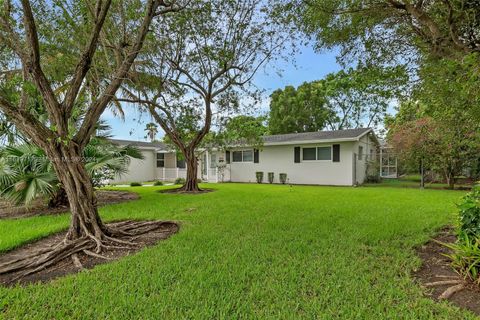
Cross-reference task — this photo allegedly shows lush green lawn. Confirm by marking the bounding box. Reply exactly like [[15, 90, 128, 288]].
[[0, 184, 476, 319], [365, 175, 474, 190]]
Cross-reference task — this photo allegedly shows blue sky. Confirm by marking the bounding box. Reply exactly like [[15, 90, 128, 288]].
[[103, 45, 344, 141]]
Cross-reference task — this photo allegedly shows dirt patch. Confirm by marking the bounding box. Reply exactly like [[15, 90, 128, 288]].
[[0, 220, 178, 286], [158, 188, 215, 194], [0, 190, 139, 220], [414, 227, 480, 315]]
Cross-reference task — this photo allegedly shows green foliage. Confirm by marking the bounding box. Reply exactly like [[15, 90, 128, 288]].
[[268, 172, 274, 184], [442, 234, 480, 285], [216, 116, 268, 149], [0, 140, 143, 206], [255, 172, 264, 184], [174, 178, 186, 185], [153, 181, 163, 186], [365, 161, 381, 183], [130, 182, 142, 187], [279, 173, 287, 184], [457, 186, 480, 238], [388, 102, 480, 188], [269, 67, 406, 134]]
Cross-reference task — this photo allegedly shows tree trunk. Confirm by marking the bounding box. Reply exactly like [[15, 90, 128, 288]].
[[46, 142, 109, 240], [178, 147, 200, 192], [47, 186, 69, 208], [420, 158, 425, 189]]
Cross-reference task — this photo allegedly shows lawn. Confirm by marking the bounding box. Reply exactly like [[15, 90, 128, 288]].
[[0, 183, 476, 319]]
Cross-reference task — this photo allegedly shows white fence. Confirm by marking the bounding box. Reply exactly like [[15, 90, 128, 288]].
[[158, 168, 187, 181]]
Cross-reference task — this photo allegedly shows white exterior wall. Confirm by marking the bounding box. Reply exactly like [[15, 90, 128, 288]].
[[353, 134, 376, 184], [110, 149, 156, 184], [228, 142, 355, 186]]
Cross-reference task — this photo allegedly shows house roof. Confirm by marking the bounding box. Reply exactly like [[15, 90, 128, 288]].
[[109, 128, 376, 151], [109, 139, 167, 150], [262, 128, 374, 145]]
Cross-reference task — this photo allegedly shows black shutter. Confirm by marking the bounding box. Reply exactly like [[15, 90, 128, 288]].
[[226, 150, 230, 164], [332, 144, 340, 162], [294, 147, 300, 163], [254, 149, 259, 163]]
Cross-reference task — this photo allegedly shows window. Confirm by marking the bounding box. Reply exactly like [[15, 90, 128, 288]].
[[302, 148, 316, 160], [232, 150, 253, 162], [242, 150, 253, 162], [358, 146, 364, 160], [317, 147, 331, 160], [176, 159, 186, 168], [210, 154, 217, 168], [302, 146, 332, 161], [156, 153, 164, 168]]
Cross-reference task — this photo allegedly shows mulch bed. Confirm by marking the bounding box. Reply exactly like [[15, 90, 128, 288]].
[[0, 190, 139, 220], [413, 227, 480, 315], [0, 220, 179, 286]]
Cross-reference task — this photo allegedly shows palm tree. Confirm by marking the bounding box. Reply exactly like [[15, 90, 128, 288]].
[[0, 139, 143, 208], [144, 122, 158, 142]]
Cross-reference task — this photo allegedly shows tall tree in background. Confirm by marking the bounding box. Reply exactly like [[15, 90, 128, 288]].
[[216, 115, 268, 148], [269, 82, 333, 134], [120, 0, 294, 192], [144, 122, 158, 142], [269, 67, 406, 134], [0, 0, 179, 277]]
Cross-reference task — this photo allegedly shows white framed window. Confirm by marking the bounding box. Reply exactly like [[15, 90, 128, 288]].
[[232, 150, 253, 162], [302, 146, 332, 161], [156, 153, 165, 168]]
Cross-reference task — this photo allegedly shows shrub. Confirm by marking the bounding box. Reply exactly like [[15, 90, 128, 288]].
[[365, 160, 382, 183], [442, 234, 480, 285], [153, 181, 163, 186], [255, 172, 263, 184], [175, 177, 186, 185], [268, 172, 274, 184], [457, 185, 480, 238], [130, 182, 142, 187], [279, 173, 287, 184]]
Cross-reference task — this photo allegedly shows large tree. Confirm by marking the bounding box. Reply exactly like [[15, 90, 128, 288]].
[[120, 0, 293, 192], [0, 0, 179, 276], [299, 0, 480, 66], [388, 101, 480, 189], [269, 67, 406, 134], [269, 82, 334, 134]]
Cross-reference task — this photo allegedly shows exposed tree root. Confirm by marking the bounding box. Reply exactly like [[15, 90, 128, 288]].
[[0, 220, 177, 283], [424, 278, 467, 300], [425, 280, 462, 287], [439, 283, 466, 300]]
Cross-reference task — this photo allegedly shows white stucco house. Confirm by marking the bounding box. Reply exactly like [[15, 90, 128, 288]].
[[109, 128, 379, 186]]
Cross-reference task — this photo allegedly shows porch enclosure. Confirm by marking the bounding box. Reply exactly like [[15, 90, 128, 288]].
[[156, 150, 229, 182]]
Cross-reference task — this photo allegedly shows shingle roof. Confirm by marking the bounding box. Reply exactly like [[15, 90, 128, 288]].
[[263, 128, 372, 144], [109, 139, 167, 149]]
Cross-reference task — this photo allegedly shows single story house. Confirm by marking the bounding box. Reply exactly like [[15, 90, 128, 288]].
[[109, 128, 379, 186]]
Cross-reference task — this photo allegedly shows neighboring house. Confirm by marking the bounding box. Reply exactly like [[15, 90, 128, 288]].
[[109, 128, 379, 186]]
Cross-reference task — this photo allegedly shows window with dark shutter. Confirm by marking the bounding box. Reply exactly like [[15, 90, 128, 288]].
[[254, 149, 259, 163], [226, 151, 230, 164], [294, 147, 300, 163], [333, 144, 340, 162]]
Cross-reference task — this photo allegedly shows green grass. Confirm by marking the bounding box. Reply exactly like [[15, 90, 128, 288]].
[[0, 184, 477, 319], [365, 175, 473, 190]]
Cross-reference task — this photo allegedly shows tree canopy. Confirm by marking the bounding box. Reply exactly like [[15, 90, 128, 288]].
[[269, 67, 406, 134]]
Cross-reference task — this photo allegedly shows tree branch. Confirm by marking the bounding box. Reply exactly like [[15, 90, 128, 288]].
[[63, 0, 113, 117]]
